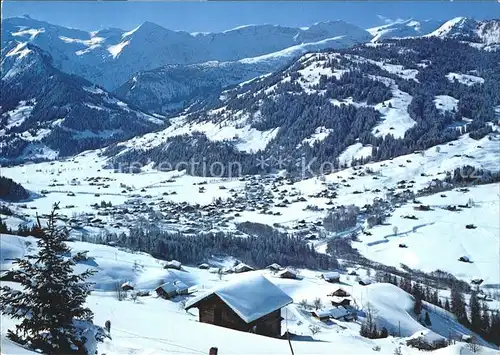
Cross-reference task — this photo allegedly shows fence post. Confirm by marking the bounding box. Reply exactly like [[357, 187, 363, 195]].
[[209, 347, 218, 355]]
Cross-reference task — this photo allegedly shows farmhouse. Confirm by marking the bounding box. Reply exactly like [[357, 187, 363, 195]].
[[185, 275, 293, 337], [233, 262, 254, 273], [164, 260, 182, 270], [330, 296, 352, 307], [121, 281, 134, 291], [312, 306, 352, 321], [328, 288, 350, 297], [267, 263, 283, 272], [277, 269, 297, 280], [156, 280, 189, 299], [322, 272, 340, 283], [358, 277, 372, 286]]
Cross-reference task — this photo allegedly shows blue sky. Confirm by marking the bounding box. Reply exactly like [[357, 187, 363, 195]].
[[3, 1, 499, 32]]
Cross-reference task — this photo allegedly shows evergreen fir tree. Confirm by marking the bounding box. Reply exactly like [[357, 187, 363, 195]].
[[469, 292, 482, 332], [450, 286, 467, 325], [413, 296, 423, 316], [490, 311, 500, 345], [480, 303, 490, 336], [444, 299, 450, 311], [0, 205, 102, 354]]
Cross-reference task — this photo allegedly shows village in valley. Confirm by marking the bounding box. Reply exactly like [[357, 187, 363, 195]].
[[1, 132, 500, 354]]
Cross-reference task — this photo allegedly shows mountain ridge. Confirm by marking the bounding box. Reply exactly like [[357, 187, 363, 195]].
[[2, 16, 373, 90]]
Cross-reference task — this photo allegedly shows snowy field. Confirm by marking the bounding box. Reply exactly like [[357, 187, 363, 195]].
[[356, 184, 500, 286], [1, 233, 498, 355]]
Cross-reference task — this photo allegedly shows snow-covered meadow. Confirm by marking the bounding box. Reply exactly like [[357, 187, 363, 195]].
[[2, 233, 498, 355]]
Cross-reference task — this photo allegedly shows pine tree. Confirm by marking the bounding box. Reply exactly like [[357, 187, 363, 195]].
[[444, 299, 450, 311], [481, 303, 490, 336], [469, 292, 482, 333], [450, 286, 467, 324], [490, 311, 500, 345], [413, 296, 423, 316], [0, 206, 101, 354]]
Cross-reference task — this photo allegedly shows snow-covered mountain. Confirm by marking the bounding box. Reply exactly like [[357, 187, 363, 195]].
[[105, 35, 499, 177], [114, 35, 370, 115], [2, 16, 372, 90], [368, 19, 445, 42], [426, 17, 500, 47], [0, 43, 164, 163]]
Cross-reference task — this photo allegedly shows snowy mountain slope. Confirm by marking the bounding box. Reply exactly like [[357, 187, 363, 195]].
[[356, 183, 500, 286], [368, 19, 444, 42], [105, 36, 499, 176], [2, 16, 373, 90], [114, 34, 369, 115], [2, 234, 497, 354], [0, 43, 164, 163], [426, 17, 500, 48]]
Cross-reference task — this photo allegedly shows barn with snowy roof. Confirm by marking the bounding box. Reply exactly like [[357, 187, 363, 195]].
[[184, 274, 293, 337]]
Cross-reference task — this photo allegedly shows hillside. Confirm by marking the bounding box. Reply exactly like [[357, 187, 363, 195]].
[[106, 36, 500, 176], [1, 233, 498, 354], [0, 177, 29, 202], [114, 34, 367, 115]]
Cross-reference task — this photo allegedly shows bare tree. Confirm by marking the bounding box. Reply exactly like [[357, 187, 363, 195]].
[[299, 299, 310, 310], [466, 336, 481, 353], [130, 291, 138, 303], [313, 297, 323, 310], [115, 281, 125, 301], [309, 324, 321, 335]]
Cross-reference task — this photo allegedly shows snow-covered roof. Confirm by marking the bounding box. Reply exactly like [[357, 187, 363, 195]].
[[233, 262, 254, 272], [185, 274, 293, 323], [157, 280, 188, 293], [359, 276, 372, 285], [329, 306, 349, 319], [322, 272, 340, 280], [267, 263, 283, 270], [277, 268, 297, 276], [330, 296, 351, 304], [313, 306, 349, 319], [165, 260, 182, 268]]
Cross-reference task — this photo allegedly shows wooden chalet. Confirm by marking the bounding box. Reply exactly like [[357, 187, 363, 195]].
[[328, 288, 350, 297], [185, 275, 293, 338], [267, 263, 283, 272], [277, 269, 297, 279], [155, 280, 189, 299], [358, 277, 372, 286], [312, 306, 352, 321], [121, 281, 134, 291], [321, 272, 340, 283], [233, 263, 254, 274], [164, 260, 182, 270]]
